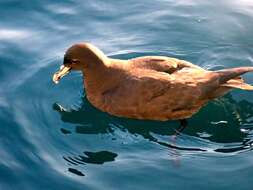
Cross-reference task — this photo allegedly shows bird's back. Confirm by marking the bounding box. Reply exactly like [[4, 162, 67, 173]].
[[95, 56, 210, 120]]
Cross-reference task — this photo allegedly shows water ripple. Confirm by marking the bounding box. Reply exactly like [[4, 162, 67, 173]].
[[1, 0, 253, 189]]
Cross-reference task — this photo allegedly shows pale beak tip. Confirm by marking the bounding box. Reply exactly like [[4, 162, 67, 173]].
[[52, 65, 71, 85], [54, 80, 59, 84], [52, 74, 60, 84]]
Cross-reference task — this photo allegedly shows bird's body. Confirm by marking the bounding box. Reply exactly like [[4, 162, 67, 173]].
[[53, 43, 253, 121]]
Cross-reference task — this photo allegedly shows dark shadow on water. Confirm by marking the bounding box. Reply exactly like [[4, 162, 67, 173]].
[[53, 93, 253, 154], [64, 151, 117, 165], [60, 128, 72, 134], [68, 168, 85, 177], [53, 99, 206, 152], [65, 151, 118, 177]]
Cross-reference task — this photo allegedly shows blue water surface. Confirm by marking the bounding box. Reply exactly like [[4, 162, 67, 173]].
[[1, 0, 253, 189]]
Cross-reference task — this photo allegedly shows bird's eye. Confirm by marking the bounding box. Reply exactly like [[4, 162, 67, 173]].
[[71, 59, 80, 64]]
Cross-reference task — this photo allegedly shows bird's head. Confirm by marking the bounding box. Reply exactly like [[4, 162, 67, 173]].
[[53, 42, 107, 84]]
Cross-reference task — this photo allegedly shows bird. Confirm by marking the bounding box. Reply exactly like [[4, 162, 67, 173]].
[[53, 42, 253, 132]]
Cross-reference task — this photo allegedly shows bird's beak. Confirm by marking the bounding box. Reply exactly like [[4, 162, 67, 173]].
[[52, 65, 72, 84]]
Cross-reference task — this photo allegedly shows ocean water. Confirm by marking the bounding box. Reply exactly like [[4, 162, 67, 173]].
[[1, 0, 253, 189]]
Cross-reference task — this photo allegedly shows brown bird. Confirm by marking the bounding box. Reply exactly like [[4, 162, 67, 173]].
[[53, 43, 253, 131]]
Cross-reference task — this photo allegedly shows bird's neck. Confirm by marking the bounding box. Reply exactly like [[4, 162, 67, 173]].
[[82, 58, 126, 104], [85, 44, 110, 67]]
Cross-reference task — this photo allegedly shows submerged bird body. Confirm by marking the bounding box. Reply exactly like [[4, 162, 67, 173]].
[[53, 43, 253, 121]]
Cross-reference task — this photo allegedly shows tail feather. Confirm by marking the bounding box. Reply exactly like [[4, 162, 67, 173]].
[[216, 67, 253, 84], [215, 67, 253, 91], [222, 79, 253, 90]]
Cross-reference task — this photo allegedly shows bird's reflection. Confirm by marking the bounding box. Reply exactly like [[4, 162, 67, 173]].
[[53, 93, 253, 154]]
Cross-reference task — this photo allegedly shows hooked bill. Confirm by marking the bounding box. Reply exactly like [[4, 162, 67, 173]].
[[52, 65, 71, 84]]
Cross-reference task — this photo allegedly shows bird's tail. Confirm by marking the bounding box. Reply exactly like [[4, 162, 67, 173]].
[[215, 67, 253, 90]]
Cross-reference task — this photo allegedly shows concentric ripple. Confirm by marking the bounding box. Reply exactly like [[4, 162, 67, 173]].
[[1, 0, 253, 189]]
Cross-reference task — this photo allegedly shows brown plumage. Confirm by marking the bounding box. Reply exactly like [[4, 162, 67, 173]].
[[53, 43, 253, 121]]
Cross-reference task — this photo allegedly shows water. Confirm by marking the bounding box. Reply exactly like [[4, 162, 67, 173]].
[[1, 0, 253, 189]]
